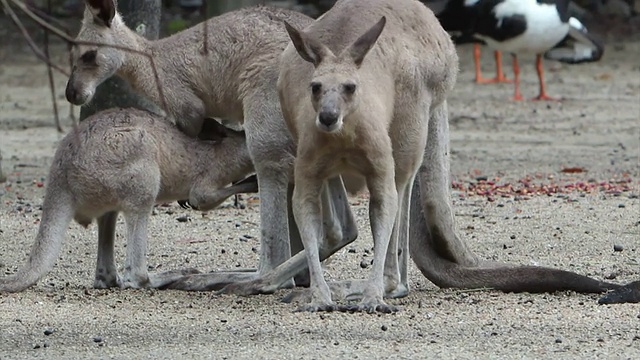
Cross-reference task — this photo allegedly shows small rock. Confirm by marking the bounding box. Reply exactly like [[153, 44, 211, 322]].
[[475, 176, 488, 181], [510, 235, 516, 240], [33, 344, 41, 349], [613, 244, 624, 252], [555, 338, 562, 343], [93, 336, 103, 343], [618, 204, 625, 208], [176, 215, 190, 223], [348, 248, 356, 253], [381, 325, 388, 331], [360, 260, 369, 269], [44, 328, 54, 336]]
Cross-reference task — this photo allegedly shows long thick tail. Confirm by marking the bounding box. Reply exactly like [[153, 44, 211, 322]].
[[408, 180, 619, 294], [0, 186, 74, 293], [544, 17, 604, 64]]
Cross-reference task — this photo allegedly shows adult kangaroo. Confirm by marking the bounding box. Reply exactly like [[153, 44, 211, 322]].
[[65, 0, 359, 290], [66, 0, 621, 297], [219, 0, 621, 303], [0, 108, 256, 292]]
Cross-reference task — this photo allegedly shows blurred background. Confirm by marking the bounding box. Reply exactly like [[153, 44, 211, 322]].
[[12, 0, 640, 38]]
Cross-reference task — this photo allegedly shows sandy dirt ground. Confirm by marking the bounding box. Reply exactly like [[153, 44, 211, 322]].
[[0, 18, 639, 360]]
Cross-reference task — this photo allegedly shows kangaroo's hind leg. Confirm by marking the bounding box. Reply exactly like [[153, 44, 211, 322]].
[[94, 211, 121, 288]]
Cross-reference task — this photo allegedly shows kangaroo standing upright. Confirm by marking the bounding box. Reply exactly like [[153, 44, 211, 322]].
[[66, 0, 621, 297], [275, 0, 457, 312], [0, 108, 256, 292], [219, 0, 620, 303]]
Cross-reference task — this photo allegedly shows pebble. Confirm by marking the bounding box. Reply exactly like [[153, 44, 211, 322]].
[[613, 244, 624, 252], [176, 215, 190, 222], [618, 204, 625, 208], [93, 336, 103, 343], [359, 260, 369, 269], [381, 325, 388, 331], [44, 328, 54, 336]]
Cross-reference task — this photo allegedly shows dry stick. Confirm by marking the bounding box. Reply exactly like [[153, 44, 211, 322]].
[[8, 0, 170, 118], [26, 2, 77, 123], [202, 2, 208, 55], [43, 0, 63, 133], [2, 0, 69, 75]]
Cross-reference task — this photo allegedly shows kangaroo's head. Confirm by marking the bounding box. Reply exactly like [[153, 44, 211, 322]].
[[284, 17, 386, 133], [65, 0, 126, 105]]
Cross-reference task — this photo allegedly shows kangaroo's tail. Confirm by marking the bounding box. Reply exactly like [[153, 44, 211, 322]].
[[0, 183, 74, 293]]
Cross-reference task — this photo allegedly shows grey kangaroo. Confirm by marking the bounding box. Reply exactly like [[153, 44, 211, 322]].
[[279, 8, 438, 312], [218, 0, 623, 305], [0, 108, 256, 292], [65, 0, 622, 298]]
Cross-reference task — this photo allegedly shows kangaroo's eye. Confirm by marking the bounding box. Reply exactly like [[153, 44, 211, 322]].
[[80, 50, 97, 63], [310, 82, 322, 95], [343, 83, 356, 94]]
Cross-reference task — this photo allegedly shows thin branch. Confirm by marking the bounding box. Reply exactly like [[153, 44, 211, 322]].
[[8, 0, 170, 116], [2, 0, 69, 75], [43, 0, 63, 132]]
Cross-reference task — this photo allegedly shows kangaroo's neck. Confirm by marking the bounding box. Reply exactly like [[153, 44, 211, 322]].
[[113, 18, 272, 122], [112, 21, 156, 97]]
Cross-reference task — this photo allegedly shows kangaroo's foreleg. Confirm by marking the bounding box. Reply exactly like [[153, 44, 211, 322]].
[[93, 211, 121, 288]]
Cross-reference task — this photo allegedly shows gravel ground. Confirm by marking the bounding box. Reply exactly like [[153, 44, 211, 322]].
[[0, 21, 639, 359]]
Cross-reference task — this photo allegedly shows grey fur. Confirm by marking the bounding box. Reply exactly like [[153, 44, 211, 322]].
[[0, 108, 255, 292], [65, 0, 357, 290]]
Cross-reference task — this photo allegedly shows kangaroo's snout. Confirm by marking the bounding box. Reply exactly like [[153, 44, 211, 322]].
[[318, 110, 340, 127], [65, 82, 78, 104], [65, 79, 93, 106]]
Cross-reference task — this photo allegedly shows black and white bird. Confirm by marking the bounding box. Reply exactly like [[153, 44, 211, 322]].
[[427, 0, 512, 83], [427, 0, 604, 100]]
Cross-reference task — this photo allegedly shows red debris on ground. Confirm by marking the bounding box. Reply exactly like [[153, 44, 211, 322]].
[[452, 174, 637, 200]]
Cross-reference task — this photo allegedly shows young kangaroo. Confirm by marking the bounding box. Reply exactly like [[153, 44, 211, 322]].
[[65, 0, 358, 291], [0, 108, 256, 293], [218, 0, 621, 305]]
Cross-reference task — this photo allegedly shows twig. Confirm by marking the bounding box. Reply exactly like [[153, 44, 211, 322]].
[[43, 0, 62, 132], [1, 0, 69, 75], [26, 0, 77, 125], [8, 0, 170, 117]]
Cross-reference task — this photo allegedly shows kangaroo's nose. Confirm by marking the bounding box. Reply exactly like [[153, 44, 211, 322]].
[[318, 111, 339, 127], [65, 82, 77, 104]]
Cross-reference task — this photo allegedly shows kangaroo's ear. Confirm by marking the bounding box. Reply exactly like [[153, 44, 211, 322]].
[[348, 16, 386, 67], [284, 21, 332, 67], [86, 0, 116, 28]]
